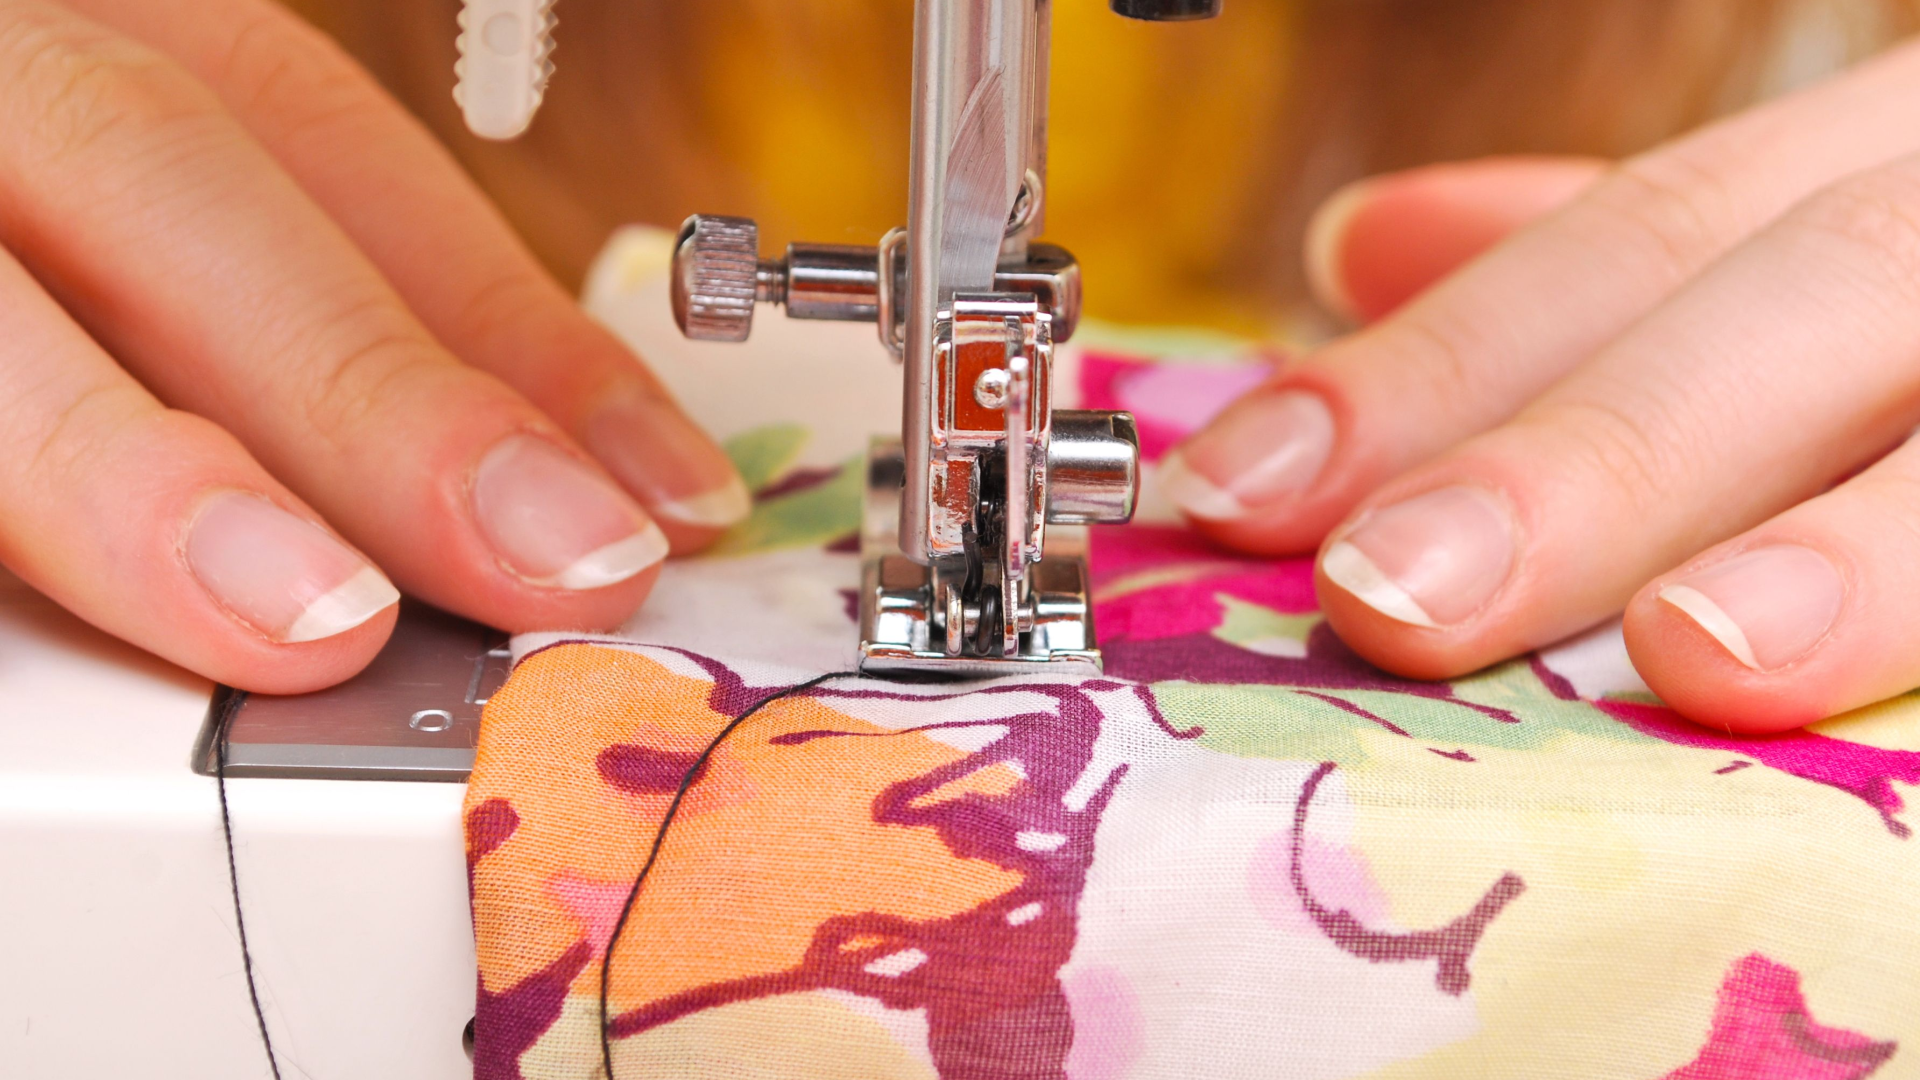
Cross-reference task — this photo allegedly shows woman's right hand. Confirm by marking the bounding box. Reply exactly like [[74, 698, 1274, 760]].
[[0, 0, 750, 693]]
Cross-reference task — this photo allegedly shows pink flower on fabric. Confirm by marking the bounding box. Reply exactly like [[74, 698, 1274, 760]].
[[1091, 525, 1318, 644], [547, 871, 634, 958], [1247, 831, 1391, 937], [1665, 954, 1894, 1079], [1061, 965, 1145, 1080]]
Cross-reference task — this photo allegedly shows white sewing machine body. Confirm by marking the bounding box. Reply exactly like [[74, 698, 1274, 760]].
[[0, 576, 477, 1078]]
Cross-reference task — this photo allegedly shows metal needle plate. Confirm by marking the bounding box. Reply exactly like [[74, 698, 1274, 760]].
[[191, 600, 510, 782]]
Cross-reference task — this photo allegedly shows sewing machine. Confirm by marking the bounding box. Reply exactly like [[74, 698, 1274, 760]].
[[0, 1, 1215, 1075]]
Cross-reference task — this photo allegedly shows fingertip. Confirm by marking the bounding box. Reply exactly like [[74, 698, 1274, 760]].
[[581, 384, 753, 546], [1312, 557, 1481, 683], [646, 474, 751, 555], [1622, 589, 1826, 735], [212, 600, 399, 695], [483, 559, 665, 635], [171, 484, 403, 692], [36, 415, 407, 694], [1303, 180, 1371, 323], [1157, 379, 1351, 555], [1309, 156, 1608, 323], [654, 518, 735, 557], [1182, 508, 1339, 559], [1304, 473, 1528, 682], [468, 432, 672, 625]]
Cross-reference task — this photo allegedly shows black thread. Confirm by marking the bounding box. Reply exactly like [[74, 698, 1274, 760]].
[[214, 689, 285, 1080], [599, 671, 857, 1080]]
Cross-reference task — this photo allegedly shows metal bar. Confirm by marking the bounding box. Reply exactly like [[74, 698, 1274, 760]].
[[901, 0, 948, 563], [1029, 0, 1051, 241], [1001, 0, 1048, 263], [1001, 317, 1030, 656]]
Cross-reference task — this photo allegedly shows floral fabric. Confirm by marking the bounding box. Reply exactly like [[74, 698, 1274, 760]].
[[462, 230, 1920, 1079]]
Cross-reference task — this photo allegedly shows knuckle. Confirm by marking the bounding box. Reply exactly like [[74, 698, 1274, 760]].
[[452, 266, 547, 350], [1523, 395, 1701, 519], [292, 304, 449, 451], [0, 7, 212, 164], [1789, 171, 1920, 292], [1375, 297, 1542, 423], [17, 381, 151, 485], [216, 11, 384, 149], [1581, 149, 1738, 287], [1391, 314, 1483, 407]]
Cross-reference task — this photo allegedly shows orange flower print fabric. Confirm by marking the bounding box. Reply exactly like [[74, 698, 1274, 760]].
[[467, 645, 1173, 1078]]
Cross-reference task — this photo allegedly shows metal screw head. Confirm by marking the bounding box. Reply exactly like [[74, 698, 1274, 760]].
[[671, 215, 760, 342], [973, 367, 1012, 409]]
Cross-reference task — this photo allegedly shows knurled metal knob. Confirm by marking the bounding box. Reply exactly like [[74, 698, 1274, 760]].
[[671, 214, 761, 342]]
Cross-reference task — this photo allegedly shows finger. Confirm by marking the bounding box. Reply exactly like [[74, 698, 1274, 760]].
[[0, 245, 395, 693], [1164, 39, 1920, 555], [1305, 156, 1605, 324], [1623, 438, 1920, 734], [1312, 152, 1920, 682], [0, 0, 665, 633], [62, 0, 748, 549]]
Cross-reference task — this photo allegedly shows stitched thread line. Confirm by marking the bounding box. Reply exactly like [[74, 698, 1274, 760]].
[[598, 670, 858, 1080]]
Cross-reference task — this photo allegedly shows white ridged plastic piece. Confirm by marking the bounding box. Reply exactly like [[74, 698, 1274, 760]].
[[453, 0, 557, 141]]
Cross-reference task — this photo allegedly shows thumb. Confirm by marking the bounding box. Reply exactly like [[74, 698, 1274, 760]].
[[1306, 155, 1609, 324]]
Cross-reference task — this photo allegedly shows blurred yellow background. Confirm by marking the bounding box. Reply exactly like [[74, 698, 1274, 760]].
[[291, 0, 1859, 333]]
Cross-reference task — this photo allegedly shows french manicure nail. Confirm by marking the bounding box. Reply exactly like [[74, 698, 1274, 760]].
[[1304, 181, 1369, 321], [473, 435, 668, 590], [1658, 545, 1844, 671], [1321, 485, 1516, 628], [186, 492, 399, 643], [585, 388, 750, 529], [1160, 390, 1336, 521]]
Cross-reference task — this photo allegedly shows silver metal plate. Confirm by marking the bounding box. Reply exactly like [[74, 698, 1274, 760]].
[[191, 600, 509, 782], [858, 437, 1101, 676]]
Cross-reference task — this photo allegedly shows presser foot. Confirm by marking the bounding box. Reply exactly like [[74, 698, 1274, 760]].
[[857, 439, 1102, 677]]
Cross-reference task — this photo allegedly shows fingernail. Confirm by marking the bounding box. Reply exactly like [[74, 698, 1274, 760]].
[[186, 492, 399, 643], [1658, 545, 1844, 671], [1321, 485, 1516, 628], [1160, 390, 1336, 521], [584, 388, 750, 529], [1304, 181, 1369, 322], [473, 435, 668, 590]]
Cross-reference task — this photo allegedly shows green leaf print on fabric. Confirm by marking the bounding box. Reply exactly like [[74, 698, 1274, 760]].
[[1175, 657, 1659, 769], [1212, 597, 1321, 657], [705, 454, 863, 558], [723, 424, 810, 494]]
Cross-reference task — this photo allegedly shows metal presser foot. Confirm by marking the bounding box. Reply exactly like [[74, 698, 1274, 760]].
[[856, 428, 1127, 677]]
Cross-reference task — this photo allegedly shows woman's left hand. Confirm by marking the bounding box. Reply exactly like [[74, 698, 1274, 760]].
[[1163, 39, 1920, 734]]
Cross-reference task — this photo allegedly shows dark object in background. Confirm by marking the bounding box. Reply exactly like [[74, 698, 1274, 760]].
[[1111, 0, 1222, 21]]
